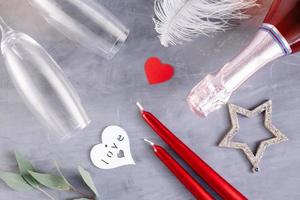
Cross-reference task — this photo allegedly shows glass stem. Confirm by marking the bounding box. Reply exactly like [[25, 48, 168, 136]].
[[0, 16, 12, 40]]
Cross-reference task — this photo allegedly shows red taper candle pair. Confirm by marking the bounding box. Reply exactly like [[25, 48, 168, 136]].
[[137, 102, 247, 200], [143, 139, 214, 200]]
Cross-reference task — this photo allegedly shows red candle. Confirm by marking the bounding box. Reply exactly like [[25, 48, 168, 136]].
[[137, 103, 247, 200], [144, 139, 214, 200]]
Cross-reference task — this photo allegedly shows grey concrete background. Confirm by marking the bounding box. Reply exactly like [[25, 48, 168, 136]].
[[0, 0, 299, 199]]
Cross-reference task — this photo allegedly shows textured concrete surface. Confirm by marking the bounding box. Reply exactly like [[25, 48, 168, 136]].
[[0, 0, 299, 199]]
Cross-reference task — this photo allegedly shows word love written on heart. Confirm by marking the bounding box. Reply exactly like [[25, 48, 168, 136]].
[[90, 125, 135, 169]]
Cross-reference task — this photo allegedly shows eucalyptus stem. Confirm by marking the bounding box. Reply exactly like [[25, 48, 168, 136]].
[[35, 186, 56, 200], [54, 161, 95, 199], [54, 161, 75, 190], [1, 152, 99, 200], [71, 187, 95, 200]]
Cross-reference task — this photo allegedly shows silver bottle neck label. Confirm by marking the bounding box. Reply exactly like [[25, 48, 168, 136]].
[[260, 23, 292, 55]]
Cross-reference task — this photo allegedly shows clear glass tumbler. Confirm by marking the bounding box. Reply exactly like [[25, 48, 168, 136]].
[[27, 0, 130, 59]]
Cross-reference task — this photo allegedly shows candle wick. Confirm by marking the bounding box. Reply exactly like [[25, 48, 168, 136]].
[[143, 138, 154, 146], [136, 102, 144, 112]]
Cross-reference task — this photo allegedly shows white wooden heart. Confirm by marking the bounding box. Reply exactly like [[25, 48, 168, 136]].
[[90, 125, 135, 169]]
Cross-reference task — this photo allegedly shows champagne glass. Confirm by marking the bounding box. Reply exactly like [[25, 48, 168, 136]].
[[187, 0, 300, 117], [27, 0, 129, 59], [0, 17, 90, 139]]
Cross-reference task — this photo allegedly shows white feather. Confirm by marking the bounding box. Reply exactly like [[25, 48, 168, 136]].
[[153, 0, 258, 47]]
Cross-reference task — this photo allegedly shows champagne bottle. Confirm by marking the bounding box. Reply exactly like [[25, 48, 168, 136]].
[[187, 0, 300, 117]]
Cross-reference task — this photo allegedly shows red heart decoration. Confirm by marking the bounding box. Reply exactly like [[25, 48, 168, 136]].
[[144, 57, 174, 84]]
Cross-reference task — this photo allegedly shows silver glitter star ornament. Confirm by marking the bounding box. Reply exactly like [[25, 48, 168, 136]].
[[219, 100, 288, 172]]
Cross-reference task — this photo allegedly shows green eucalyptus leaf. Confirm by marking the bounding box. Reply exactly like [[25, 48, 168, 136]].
[[14, 151, 35, 174], [14, 151, 39, 187], [28, 171, 71, 191], [54, 161, 73, 189], [78, 166, 98, 196], [0, 171, 32, 191]]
